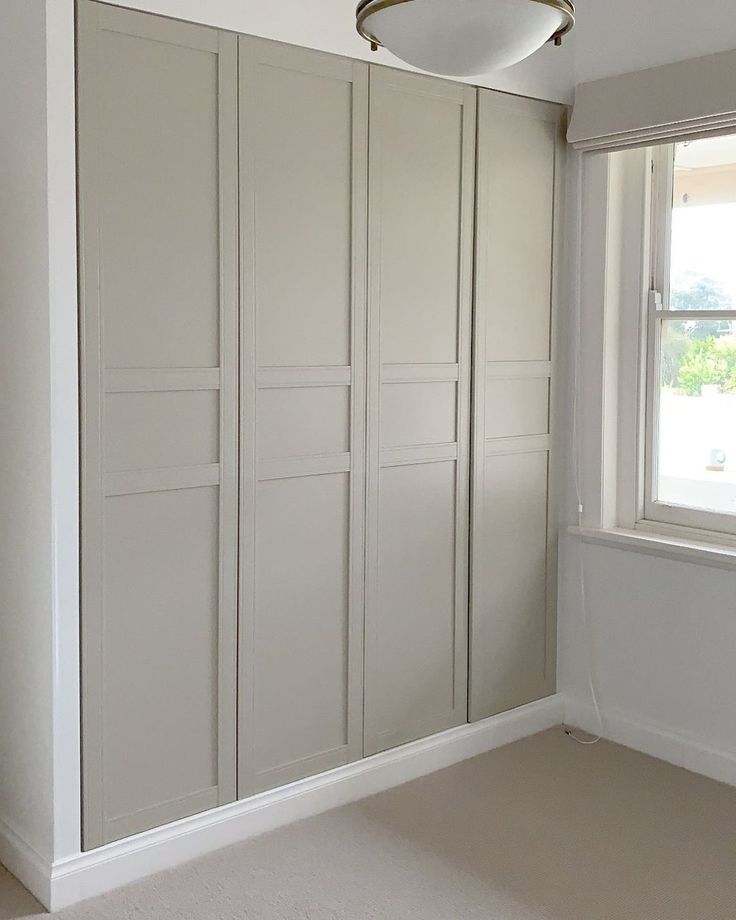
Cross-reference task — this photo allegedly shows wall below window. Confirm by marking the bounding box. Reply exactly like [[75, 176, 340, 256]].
[[559, 534, 736, 784]]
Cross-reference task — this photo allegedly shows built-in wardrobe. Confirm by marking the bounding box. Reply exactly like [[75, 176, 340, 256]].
[[77, 0, 565, 850]]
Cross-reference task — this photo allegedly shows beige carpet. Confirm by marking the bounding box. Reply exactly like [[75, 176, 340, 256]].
[[3, 728, 736, 919]]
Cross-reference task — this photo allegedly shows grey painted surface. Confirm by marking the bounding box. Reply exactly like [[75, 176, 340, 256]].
[[78, 1, 239, 847], [237, 37, 369, 794], [78, 3, 565, 845], [469, 91, 566, 721], [364, 68, 476, 755]]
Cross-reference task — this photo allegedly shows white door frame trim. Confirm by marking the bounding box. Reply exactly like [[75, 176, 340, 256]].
[[47, 0, 82, 863]]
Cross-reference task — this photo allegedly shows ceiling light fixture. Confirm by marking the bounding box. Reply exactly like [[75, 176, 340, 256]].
[[356, 0, 575, 76]]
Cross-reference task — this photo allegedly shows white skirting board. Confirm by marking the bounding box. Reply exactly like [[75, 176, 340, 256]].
[[564, 695, 736, 789], [0, 818, 51, 910], [1, 695, 563, 911]]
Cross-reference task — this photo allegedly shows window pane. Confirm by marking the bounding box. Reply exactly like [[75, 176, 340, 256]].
[[658, 319, 736, 516], [671, 137, 736, 311]]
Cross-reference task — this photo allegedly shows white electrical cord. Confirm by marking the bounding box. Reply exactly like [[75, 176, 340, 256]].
[[565, 154, 604, 746]]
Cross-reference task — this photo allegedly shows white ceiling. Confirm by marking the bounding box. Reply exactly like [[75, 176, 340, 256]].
[[104, 0, 736, 105]]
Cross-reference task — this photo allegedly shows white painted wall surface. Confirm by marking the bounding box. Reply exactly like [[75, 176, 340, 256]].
[[0, 0, 54, 863], [559, 535, 736, 778], [557, 139, 736, 783], [574, 0, 736, 85], [104, 0, 736, 100], [100, 0, 576, 103]]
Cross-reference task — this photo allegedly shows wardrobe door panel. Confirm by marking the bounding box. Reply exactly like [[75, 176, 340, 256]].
[[239, 37, 368, 794], [104, 390, 220, 472], [484, 106, 557, 364], [257, 387, 350, 461], [253, 474, 351, 783], [371, 462, 459, 741], [474, 451, 550, 716], [102, 487, 221, 834], [375, 88, 463, 366], [251, 56, 354, 369], [78, 2, 238, 848], [470, 90, 566, 722], [484, 377, 551, 440], [380, 381, 458, 449], [364, 68, 476, 755], [96, 21, 221, 370]]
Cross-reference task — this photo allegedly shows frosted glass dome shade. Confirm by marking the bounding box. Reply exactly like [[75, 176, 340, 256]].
[[356, 0, 574, 76]]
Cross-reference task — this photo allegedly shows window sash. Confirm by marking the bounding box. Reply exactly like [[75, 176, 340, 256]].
[[642, 144, 736, 537]]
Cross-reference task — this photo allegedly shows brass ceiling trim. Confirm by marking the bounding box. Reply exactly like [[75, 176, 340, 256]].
[[356, 0, 576, 52]]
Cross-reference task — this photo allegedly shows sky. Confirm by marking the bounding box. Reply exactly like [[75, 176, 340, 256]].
[[670, 203, 736, 307]]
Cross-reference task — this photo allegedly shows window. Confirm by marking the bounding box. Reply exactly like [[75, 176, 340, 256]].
[[645, 135, 736, 535]]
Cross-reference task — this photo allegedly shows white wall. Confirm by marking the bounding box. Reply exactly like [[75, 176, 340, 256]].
[[0, 0, 54, 864], [0, 0, 80, 877], [101, 0, 576, 103], [574, 0, 736, 85], [557, 143, 736, 784], [63, 0, 736, 106], [559, 536, 736, 778]]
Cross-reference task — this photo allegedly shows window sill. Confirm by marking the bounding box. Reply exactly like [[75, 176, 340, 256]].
[[568, 525, 736, 572]]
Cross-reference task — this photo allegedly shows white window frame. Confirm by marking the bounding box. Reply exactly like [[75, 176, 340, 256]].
[[640, 142, 736, 539]]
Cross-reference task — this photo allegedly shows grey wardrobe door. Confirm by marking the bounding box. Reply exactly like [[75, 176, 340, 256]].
[[78, 2, 238, 848], [364, 67, 476, 756], [469, 90, 566, 722], [238, 37, 368, 794]]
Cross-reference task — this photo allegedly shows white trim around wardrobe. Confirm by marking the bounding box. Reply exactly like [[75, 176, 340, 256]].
[[38, 695, 563, 911]]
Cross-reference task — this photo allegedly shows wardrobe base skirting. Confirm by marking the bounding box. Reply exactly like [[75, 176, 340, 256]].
[[5, 695, 562, 912]]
